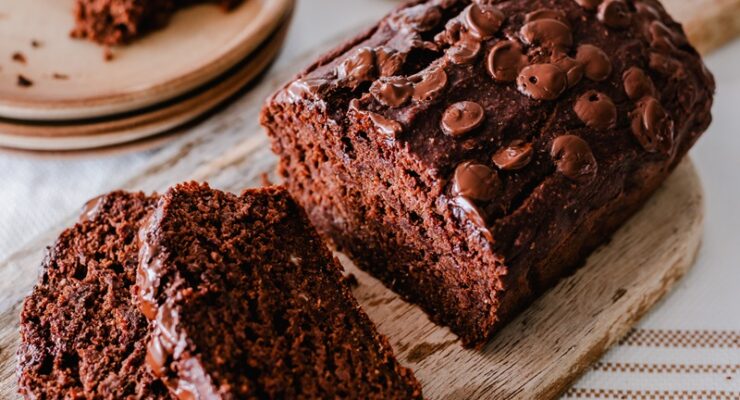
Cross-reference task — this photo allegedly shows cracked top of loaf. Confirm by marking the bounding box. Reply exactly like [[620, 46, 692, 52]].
[[268, 0, 714, 246]]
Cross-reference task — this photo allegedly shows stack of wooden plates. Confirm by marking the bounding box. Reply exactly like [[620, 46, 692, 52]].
[[0, 0, 294, 151]]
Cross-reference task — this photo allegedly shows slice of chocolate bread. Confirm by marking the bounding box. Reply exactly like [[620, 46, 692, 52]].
[[71, 0, 244, 45], [137, 183, 422, 399], [18, 192, 170, 399]]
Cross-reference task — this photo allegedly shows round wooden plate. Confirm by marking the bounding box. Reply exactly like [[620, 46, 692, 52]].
[[0, 0, 292, 121], [0, 18, 289, 151]]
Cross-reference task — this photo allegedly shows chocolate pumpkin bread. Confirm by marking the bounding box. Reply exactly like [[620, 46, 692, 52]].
[[137, 183, 422, 399], [17, 192, 170, 399], [261, 0, 715, 347], [71, 0, 244, 45]]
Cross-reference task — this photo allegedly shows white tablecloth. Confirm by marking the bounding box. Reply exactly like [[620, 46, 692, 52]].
[[1, 1, 737, 397]]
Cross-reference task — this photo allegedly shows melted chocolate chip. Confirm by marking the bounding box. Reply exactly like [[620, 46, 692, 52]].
[[441, 101, 486, 137], [337, 47, 376, 89], [525, 9, 569, 25], [550, 135, 598, 182], [622, 67, 656, 100], [451, 196, 491, 236], [281, 78, 329, 103], [649, 52, 684, 77], [393, 4, 443, 32], [517, 64, 568, 101], [447, 36, 482, 64], [487, 40, 527, 82], [553, 52, 584, 88], [649, 21, 685, 51], [520, 19, 573, 49], [463, 3, 505, 40], [452, 161, 500, 201], [576, 44, 612, 81], [635, 2, 661, 19], [597, 0, 632, 29], [630, 97, 674, 153], [574, 0, 603, 10], [370, 77, 414, 107], [411, 66, 448, 102], [574, 91, 617, 130], [376, 47, 406, 77], [492, 140, 533, 170], [350, 99, 403, 138]]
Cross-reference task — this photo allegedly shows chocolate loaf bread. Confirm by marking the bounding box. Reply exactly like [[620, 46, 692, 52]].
[[261, 0, 714, 346], [137, 183, 422, 399], [18, 192, 169, 399], [71, 0, 243, 45]]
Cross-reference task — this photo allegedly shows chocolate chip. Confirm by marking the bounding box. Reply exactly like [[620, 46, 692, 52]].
[[649, 21, 685, 51], [451, 196, 490, 234], [517, 64, 568, 101], [375, 47, 406, 77], [463, 3, 505, 40], [622, 67, 655, 100], [630, 97, 674, 153], [576, 44, 612, 81], [487, 40, 527, 82], [525, 9, 570, 25], [411, 66, 448, 102], [553, 52, 584, 88], [492, 140, 533, 170], [337, 47, 377, 89], [574, 0, 603, 10], [441, 101, 485, 137], [447, 36, 482, 64], [648, 52, 684, 78], [452, 161, 500, 202], [574, 91, 617, 130], [597, 0, 632, 29], [635, 2, 661, 20], [520, 19, 573, 49], [281, 78, 329, 102], [370, 77, 414, 107], [392, 4, 443, 32], [550, 135, 598, 182]]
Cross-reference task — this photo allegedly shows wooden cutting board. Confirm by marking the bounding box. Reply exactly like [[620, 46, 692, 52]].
[[0, 0, 735, 398], [0, 0, 293, 121]]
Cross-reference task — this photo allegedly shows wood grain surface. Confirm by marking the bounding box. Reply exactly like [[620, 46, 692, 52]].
[[0, 0, 735, 398]]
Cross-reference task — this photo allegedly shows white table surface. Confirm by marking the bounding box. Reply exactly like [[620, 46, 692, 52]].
[[0, 1, 737, 398]]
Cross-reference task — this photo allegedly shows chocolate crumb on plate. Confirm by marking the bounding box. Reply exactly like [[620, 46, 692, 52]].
[[17, 75, 33, 87], [11, 52, 26, 64]]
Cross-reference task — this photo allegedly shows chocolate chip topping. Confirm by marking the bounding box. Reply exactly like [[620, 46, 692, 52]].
[[573, 0, 603, 10], [451, 196, 490, 234], [370, 77, 414, 107], [337, 47, 376, 89], [574, 90, 617, 129], [525, 9, 569, 25], [492, 140, 534, 170], [350, 99, 403, 138], [649, 20, 685, 51], [649, 52, 684, 77], [630, 96, 674, 153], [452, 161, 500, 202], [550, 135, 598, 182], [376, 47, 406, 77], [597, 0, 632, 28], [576, 44, 612, 81], [280, 78, 329, 103], [487, 40, 527, 82], [392, 4, 443, 32], [553, 52, 585, 88], [463, 3, 505, 40], [441, 101, 485, 137], [622, 67, 656, 100], [520, 19, 573, 49], [517, 64, 568, 100], [447, 37, 482, 64], [411, 66, 448, 102]]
